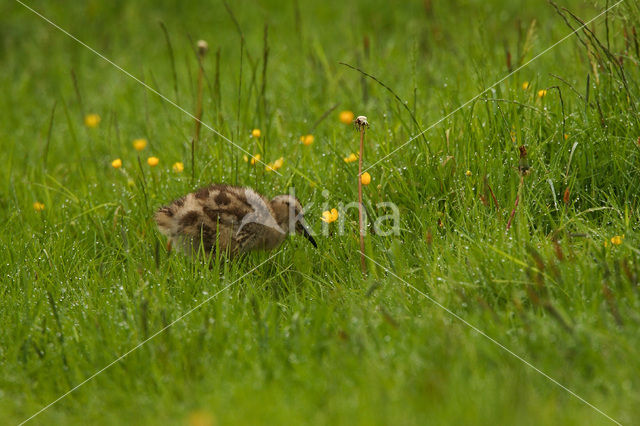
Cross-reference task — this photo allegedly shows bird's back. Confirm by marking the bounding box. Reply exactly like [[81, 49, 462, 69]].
[[154, 184, 278, 257]]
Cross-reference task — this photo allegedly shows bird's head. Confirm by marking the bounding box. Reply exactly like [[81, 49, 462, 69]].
[[270, 194, 317, 248]]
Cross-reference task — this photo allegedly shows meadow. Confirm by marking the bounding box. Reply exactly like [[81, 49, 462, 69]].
[[1, 0, 640, 424]]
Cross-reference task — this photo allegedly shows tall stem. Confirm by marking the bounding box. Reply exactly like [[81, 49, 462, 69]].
[[193, 41, 208, 184], [358, 126, 367, 276]]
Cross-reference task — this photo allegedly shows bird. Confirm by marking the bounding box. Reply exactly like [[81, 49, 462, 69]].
[[154, 184, 317, 259]]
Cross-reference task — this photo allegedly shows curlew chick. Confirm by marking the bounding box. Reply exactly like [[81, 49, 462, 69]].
[[154, 184, 317, 259]]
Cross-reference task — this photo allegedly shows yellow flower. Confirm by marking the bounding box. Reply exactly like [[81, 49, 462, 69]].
[[265, 157, 283, 172], [343, 153, 358, 163], [564, 134, 569, 140], [187, 410, 215, 426], [339, 110, 355, 124], [322, 208, 339, 223], [147, 156, 159, 167], [111, 158, 122, 169], [251, 128, 261, 138], [244, 154, 261, 164], [465, 170, 472, 176], [522, 81, 530, 90], [133, 138, 147, 151], [33, 202, 45, 212], [301, 134, 314, 146], [84, 113, 101, 128], [610, 235, 624, 245], [172, 162, 184, 173], [537, 89, 547, 98], [360, 171, 371, 185]]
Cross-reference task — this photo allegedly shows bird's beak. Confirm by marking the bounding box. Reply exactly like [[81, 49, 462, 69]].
[[297, 221, 317, 248]]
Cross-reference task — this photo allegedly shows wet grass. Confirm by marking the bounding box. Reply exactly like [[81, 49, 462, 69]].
[[1, 0, 640, 424]]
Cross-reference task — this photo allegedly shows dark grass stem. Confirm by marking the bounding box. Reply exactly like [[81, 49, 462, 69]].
[[308, 103, 339, 133], [235, 37, 244, 185], [70, 69, 84, 117], [214, 48, 222, 117], [193, 40, 208, 183], [260, 24, 269, 118], [159, 21, 179, 103], [191, 137, 196, 184], [547, 85, 566, 139], [507, 176, 525, 232], [506, 192, 520, 232], [43, 101, 57, 171], [136, 155, 149, 215]]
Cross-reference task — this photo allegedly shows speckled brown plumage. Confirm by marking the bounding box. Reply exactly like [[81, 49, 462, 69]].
[[154, 184, 316, 258]]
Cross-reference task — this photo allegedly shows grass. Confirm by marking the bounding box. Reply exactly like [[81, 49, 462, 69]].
[[1, 0, 640, 424]]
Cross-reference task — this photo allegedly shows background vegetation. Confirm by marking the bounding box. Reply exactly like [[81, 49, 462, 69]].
[[1, 0, 639, 424]]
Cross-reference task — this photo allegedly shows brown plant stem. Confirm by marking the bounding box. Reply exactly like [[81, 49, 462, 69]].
[[506, 176, 524, 231], [506, 194, 519, 231], [357, 122, 367, 276], [195, 62, 204, 142], [193, 41, 207, 183]]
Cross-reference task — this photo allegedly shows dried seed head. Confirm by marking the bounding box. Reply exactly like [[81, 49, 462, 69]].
[[518, 145, 530, 176], [518, 145, 527, 158], [197, 40, 209, 56], [354, 115, 369, 130]]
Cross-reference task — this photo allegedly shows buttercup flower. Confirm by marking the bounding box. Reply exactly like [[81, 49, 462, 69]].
[[465, 170, 472, 176], [172, 162, 184, 173], [339, 110, 355, 124], [265, 157, 283, 172], [360, 172, 371, 185], [133, 138, 147, 151], [537, 89, 547, 98], [343, 153, 358, 163], [522, 81, 530, 90], [243, 153, 261, 165], [301, 134, 314, 146], [111, 158, 122, 169], [84, 113, 101, 128], [322, 208, 339, 223], [251, 128, 261, 138], [33, 202, 45, 212], [610, 235, 624, 245], [147, 156, 159, 167]]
